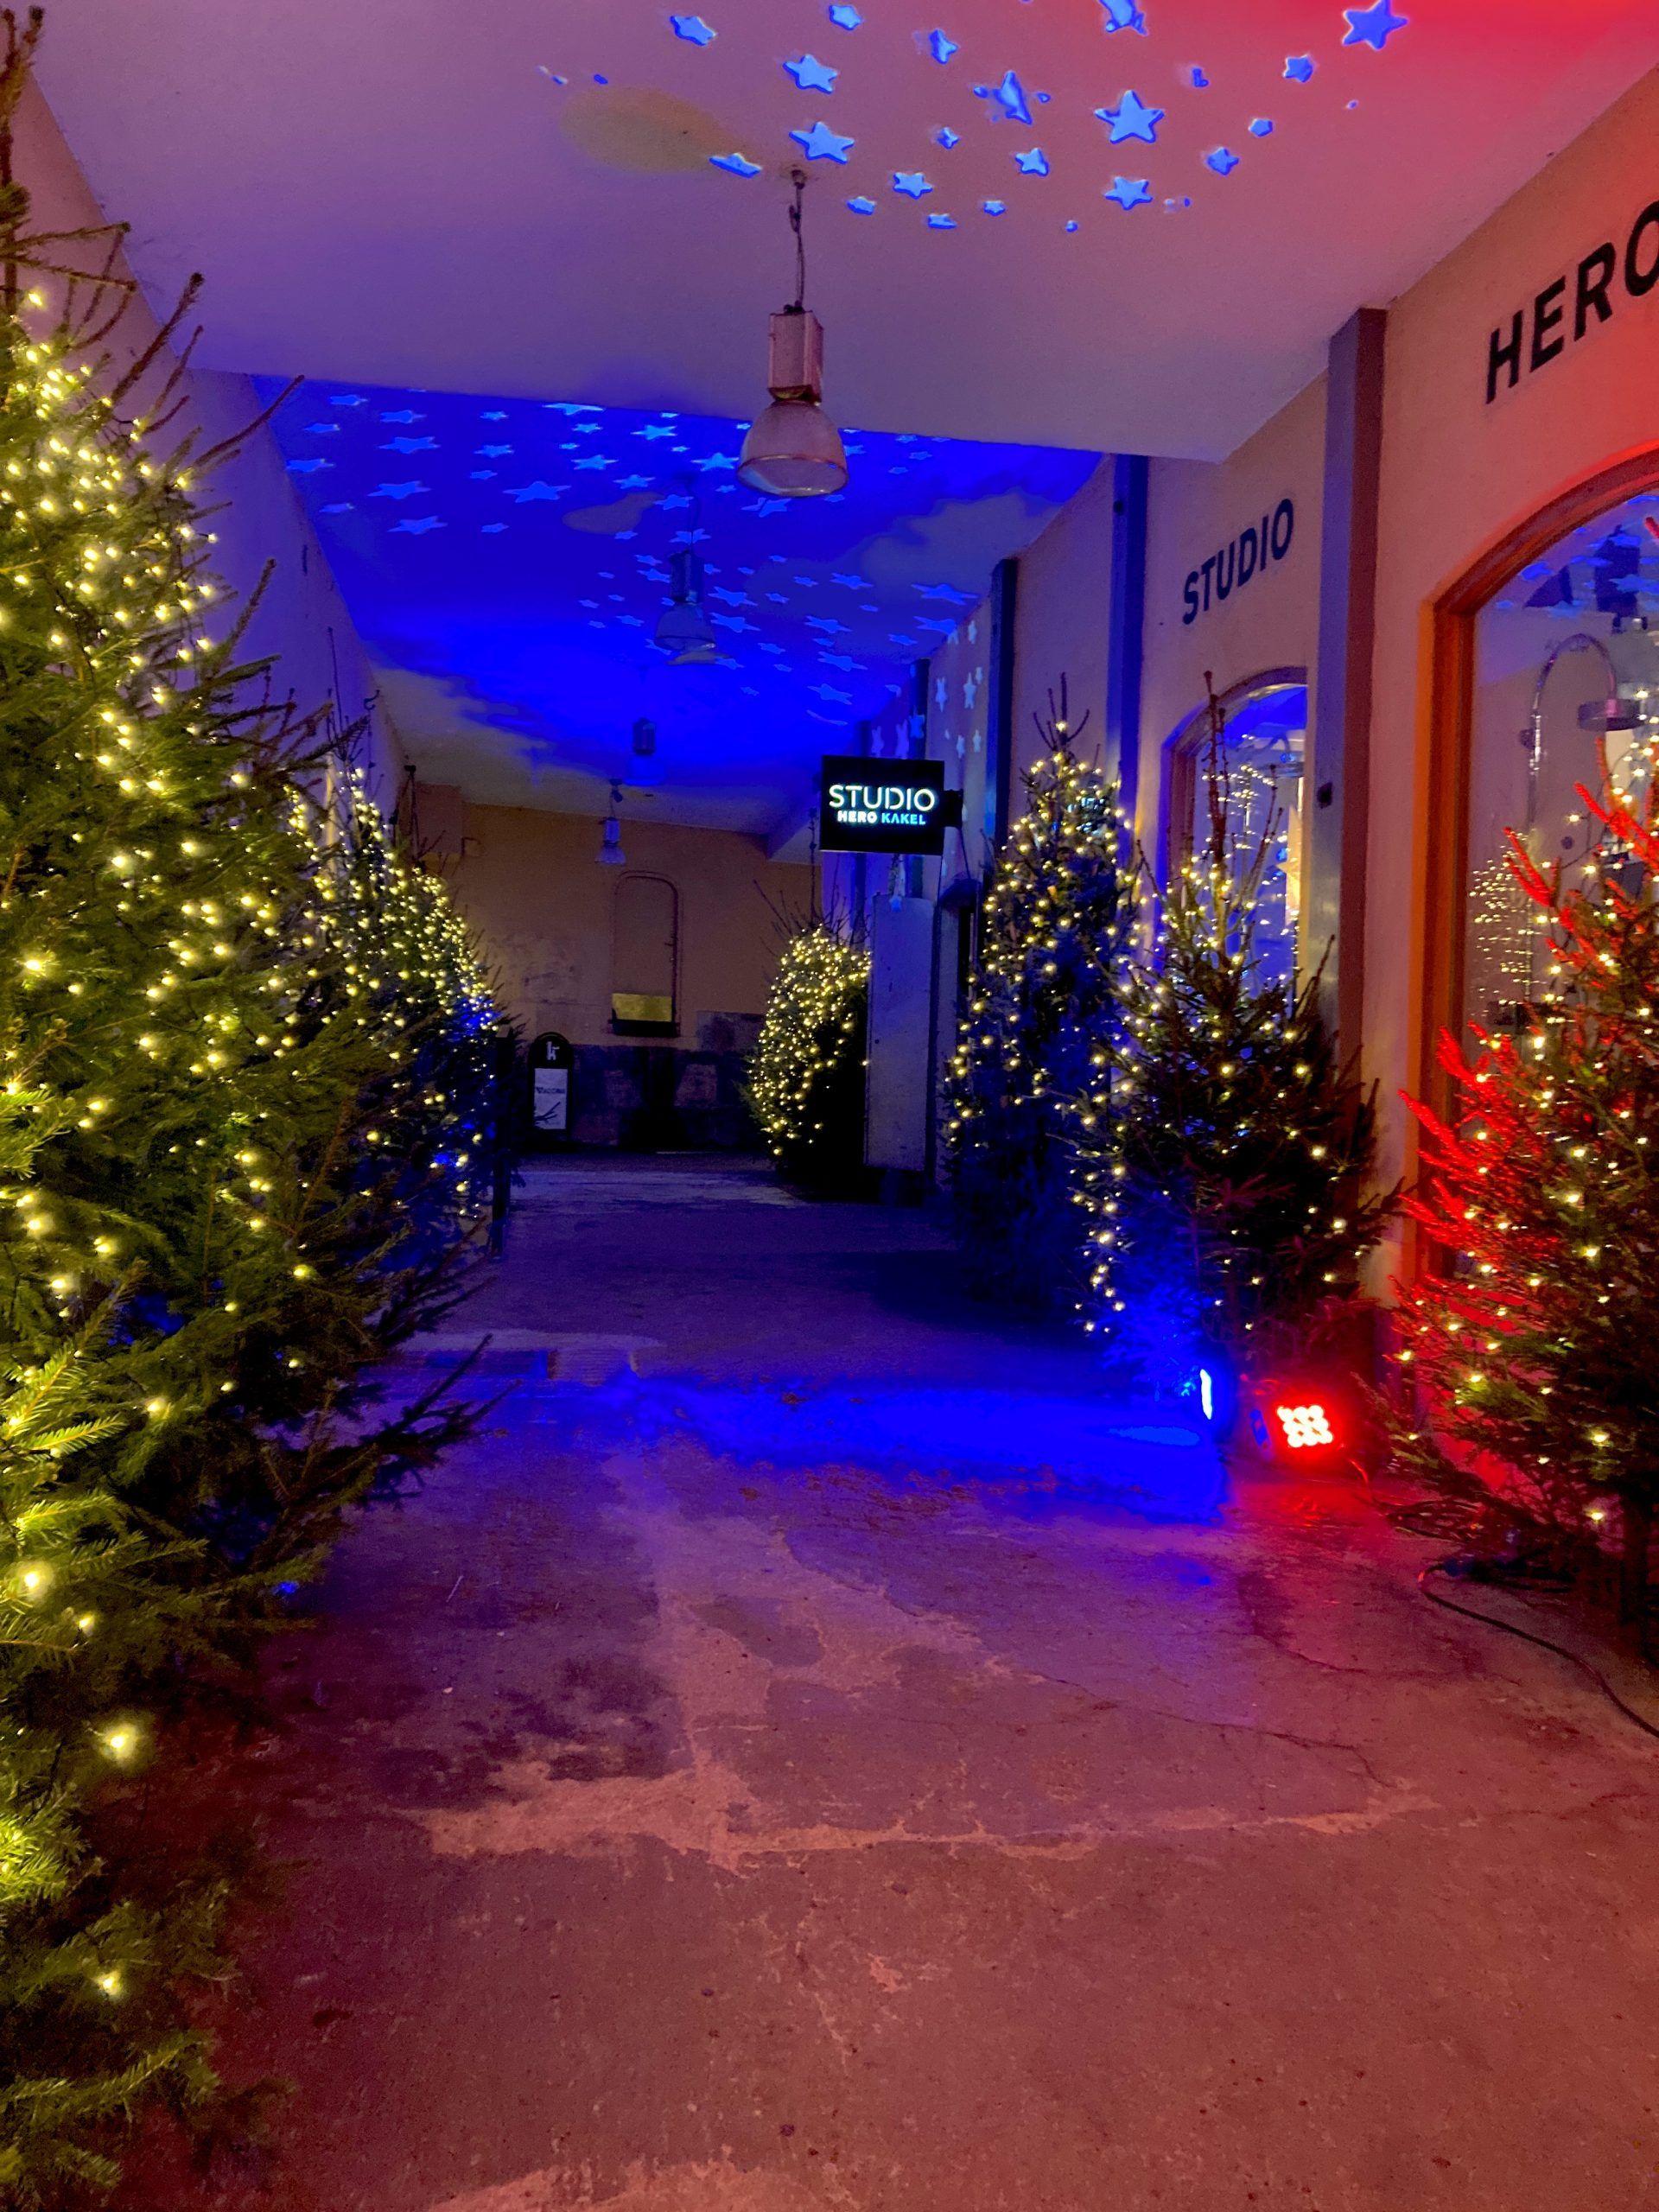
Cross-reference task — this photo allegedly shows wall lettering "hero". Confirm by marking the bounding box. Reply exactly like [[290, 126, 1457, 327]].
[[1181, 498, 1296, 626], [1487, 196, 1659, 405]]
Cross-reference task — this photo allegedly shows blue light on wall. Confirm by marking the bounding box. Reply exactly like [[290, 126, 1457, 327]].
[[264, 378, 1096, 814]]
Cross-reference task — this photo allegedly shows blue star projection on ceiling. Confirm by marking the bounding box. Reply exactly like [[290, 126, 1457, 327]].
[[535, 2, 1410, 236], [262, 379, 1096, 821]]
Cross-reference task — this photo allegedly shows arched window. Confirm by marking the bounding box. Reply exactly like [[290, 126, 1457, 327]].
[[612, 873, 679, 1037], [1164, 669, 1308, 988], [1463, 488, 1659, 1033]]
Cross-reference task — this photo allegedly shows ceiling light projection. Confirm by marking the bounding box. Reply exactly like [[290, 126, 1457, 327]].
[[737, 168, 849, 500]]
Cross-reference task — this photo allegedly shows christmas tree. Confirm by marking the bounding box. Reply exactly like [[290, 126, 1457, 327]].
[[1090, 683, 1389, 1370], [0, 17, 501, 2190], [1393, 777, 1659, 1640], [945, 683, 1134, 1315], [749, 918, 869, 1194]]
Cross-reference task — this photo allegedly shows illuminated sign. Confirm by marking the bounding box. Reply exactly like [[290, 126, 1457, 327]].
[[819, 754, 952, 855]]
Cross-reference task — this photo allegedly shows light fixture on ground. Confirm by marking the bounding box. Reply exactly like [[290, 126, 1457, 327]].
[[598, 780, 627, 867], [738, 167, 848, 499]]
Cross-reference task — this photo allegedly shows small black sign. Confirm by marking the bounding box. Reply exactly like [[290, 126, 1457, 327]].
[[820, 755, 950, 855]]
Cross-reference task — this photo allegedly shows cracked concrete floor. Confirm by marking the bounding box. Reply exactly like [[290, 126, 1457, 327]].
[[141, 1158, 1659, 2211]]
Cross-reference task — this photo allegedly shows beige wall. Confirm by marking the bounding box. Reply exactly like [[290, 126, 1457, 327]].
[[1138, 379, 1326, 866], [21, 80, 404, 805], [1011, 461, 1116, 788], [1367, 63, 1659, 1211], [435, 798, 814, 1046]]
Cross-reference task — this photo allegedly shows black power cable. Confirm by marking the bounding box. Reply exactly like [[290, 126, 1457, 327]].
[[1419, 1563, 1659, 1744]]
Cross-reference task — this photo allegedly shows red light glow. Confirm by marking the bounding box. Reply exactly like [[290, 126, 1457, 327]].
[[1275, 1402, 1336, 1452]]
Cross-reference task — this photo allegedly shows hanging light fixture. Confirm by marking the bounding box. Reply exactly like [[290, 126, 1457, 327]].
[[737, 167, 849, 499], [652, 544, 720, 664], [597, 780, 627, 867]]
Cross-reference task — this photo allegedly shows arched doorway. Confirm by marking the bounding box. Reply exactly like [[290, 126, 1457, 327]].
[[1162, 668, 1308, 988]]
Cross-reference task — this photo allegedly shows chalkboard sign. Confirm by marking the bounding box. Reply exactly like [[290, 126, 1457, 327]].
[[527, 1031, 574, 1139]]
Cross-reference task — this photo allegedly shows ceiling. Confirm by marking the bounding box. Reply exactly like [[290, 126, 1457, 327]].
[[260, 378, 1093, 832], [39, 1, 1659, 460]]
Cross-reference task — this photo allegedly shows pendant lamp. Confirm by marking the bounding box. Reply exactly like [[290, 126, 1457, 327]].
[[652, 545, 720, 665], [738, 168, 849, 499], [597, 781, 627, 867]]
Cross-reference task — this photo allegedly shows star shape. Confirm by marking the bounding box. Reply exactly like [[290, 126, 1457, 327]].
[[574, 454, 613, 471], [635, 423, 677, 441], [371, 480, 429, 499], [330, 393, 365, 407], [710, 586, 752, 606], [982, 198, 1007, 216], [480, 409, 508, 420], [1104, 176, 1153, 209], [697, 451, 740, 471], [670, 15, 716, 46], [812, 683, 852, 704], [823, 652, 857, 671], [1284, 54, 1315, 81], [926, 213, 957, 229], [827, 2, 861, 25], [747, 497, 790, 517], [964, 668, 982, 707], [1099, 0, 1147, 29], [1205, 146, 1240, 175], [791, 120, 855, 162], [380, 409, 423, 423], [1344, 0, 1408, 48], [285, 456, 331, 474], [893, 170, 933, 197], [391, 516, 443, 535], [1249, 118, 1274, 137], [616, 473, 652, 491], [303, 422, 340, 434], [989, 70, 1033, 124], [477, 443, 513, 457], [935, 125, 961, 149], [848, 195, 877, 213], [927, 29, 958, 64], [832, 572, 864, 588], [469, 469, 496, 480], [710, 151, 761, 176], [505, 480, 566, 502], [382, 435, 437, 454], [785, 54, 837, 92], [1097, 88, 1163, 143], [712, 612, 753, 632], [1014, 146, 1050, 176]]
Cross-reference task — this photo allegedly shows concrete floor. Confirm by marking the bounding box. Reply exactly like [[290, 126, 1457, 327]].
[[144, 1158, 1659, 2211]]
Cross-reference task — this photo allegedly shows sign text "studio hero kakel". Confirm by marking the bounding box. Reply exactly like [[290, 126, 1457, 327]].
[[819, 754, 951, 855]]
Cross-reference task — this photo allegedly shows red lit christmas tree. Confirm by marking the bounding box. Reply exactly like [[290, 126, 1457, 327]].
[[1394, 779, 1659, 1638]]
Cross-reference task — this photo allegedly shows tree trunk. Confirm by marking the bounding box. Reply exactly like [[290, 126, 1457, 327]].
[[1618, 1491, 1653, 1655]]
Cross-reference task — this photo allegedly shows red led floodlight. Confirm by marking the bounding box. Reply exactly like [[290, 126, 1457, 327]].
[[1274, 1401, 1337, 1452]]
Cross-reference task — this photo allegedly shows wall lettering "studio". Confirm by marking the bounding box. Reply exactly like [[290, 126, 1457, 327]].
[[1181, 498, 1296, 626]]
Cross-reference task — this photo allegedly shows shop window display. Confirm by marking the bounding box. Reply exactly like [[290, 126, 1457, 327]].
[[1466, 492, 1659, 1030], [1170, 678, 1306, 988]]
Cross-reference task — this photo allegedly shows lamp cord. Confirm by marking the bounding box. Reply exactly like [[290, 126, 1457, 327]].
[[789, 166, 808, 311], [1418, 1563, 1659, 1743]]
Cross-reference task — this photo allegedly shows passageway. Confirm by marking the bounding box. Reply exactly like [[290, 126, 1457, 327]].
[[131, 1160, 1659, 2212]]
